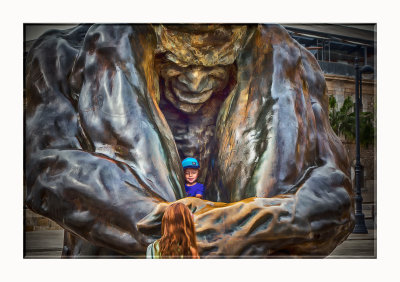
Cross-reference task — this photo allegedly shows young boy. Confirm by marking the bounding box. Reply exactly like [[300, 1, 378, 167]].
[[182, 157, 205, 199]]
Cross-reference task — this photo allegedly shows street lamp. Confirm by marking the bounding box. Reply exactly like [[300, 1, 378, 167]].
[[353, 58, 374, 234]]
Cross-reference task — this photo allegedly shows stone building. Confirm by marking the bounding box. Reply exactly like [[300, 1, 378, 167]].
[[24, 24, 377, 231]]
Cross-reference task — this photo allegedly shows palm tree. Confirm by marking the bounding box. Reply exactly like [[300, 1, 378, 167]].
[[328, 95, 374, 147]]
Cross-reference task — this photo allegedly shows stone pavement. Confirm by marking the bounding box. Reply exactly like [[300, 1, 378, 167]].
[[24, 230, 64, 258], [328, 229, 376, 258], [24, 223, 376, 259]]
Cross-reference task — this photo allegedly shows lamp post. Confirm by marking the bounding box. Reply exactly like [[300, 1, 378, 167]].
[[353, 58, 374, 234]]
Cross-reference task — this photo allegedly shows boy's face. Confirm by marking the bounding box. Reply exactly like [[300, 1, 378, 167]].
[[184, 168, 199, 184]]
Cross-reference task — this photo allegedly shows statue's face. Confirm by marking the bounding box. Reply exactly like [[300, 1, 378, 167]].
[[159, 60, 231, 113]]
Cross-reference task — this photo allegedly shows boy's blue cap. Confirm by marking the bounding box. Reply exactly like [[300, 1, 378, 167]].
[[182, 157, 200, 169]]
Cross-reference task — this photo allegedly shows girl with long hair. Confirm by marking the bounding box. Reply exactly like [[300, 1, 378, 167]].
[[146, 202, 200, 258]]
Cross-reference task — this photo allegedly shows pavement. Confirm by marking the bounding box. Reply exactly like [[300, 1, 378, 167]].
[[24, 230, 64, 258], [24, 219, 376, 259], [328, 229, 376, 258]]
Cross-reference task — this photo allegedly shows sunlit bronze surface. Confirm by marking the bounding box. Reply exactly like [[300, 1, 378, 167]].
[[25, 24, 354, 258]]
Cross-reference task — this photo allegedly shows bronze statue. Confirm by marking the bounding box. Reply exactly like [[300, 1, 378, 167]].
[[25, 24, 355, 258]]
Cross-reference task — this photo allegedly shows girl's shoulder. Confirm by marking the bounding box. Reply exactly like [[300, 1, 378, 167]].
[[146, 240, 161, 259]]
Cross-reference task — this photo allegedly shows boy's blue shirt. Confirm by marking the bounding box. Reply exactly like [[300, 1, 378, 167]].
[[185, 183, 205, 197]]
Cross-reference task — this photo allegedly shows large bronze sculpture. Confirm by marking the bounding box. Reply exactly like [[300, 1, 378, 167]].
[[25, 24, 355, 258]]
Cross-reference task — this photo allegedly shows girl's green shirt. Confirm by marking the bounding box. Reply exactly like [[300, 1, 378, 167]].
[[146, 240, 161, 259], [146, 240, 186, 259]]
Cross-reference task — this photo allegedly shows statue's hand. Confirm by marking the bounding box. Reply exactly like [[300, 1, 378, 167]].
[[139, 165, 352, 258]]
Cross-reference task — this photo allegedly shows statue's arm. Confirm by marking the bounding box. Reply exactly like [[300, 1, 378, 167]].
[[26, 150, 160, 254], [24, 25, 179, 255], [139, 162, 353, 257]]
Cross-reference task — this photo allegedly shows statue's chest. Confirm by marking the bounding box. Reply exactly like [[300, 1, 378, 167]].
[[158, 97, 219, 170]]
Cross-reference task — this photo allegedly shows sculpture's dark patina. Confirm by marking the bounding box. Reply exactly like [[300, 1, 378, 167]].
[[25, 24, 355, 258]]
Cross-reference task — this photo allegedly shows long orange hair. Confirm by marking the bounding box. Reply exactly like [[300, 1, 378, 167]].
[[158, 203, 199, 258]]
